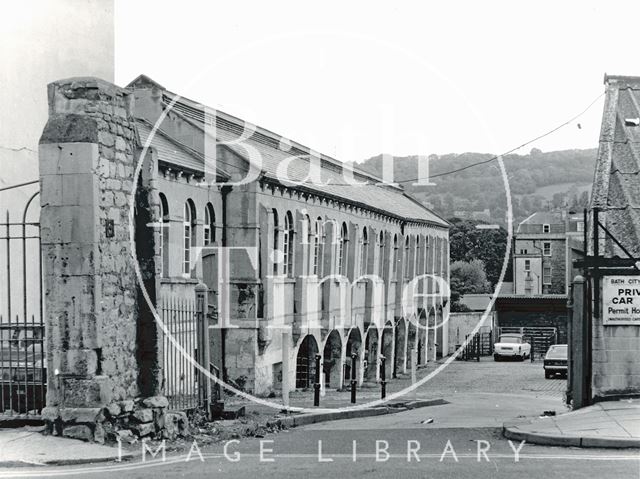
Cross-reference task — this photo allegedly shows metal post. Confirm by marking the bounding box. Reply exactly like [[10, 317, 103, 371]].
[[566, 283, 574, 406], [380, 355, 387, 399], [195, 283, 211, 415], [571, 276, 587, 409], [530, 339, 534, 362], [411, 348, 417, 401], [588, 208, 598, 406], [476, 334, 480, 362], [313, 354, 321, 407], [350, 353, 357, 404], [592, 210, 599, 319], [282, 330, 290, 409]]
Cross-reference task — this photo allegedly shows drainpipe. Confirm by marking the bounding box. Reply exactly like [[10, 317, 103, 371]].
[[532, 241, 543, 294], [221, 185, 232, 383]]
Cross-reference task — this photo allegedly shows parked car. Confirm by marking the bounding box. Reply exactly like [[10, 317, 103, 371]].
[[493, 334, 531, 361], [543, 344, 568, 379], [0, 329, 47, 414]]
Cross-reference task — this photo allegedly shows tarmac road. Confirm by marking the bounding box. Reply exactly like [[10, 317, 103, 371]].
[[1, 358, 638, 478]]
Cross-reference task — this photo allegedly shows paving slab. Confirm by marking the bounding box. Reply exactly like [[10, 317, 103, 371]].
[[0, 427, 131, 466], [503, 399, 640, 448]]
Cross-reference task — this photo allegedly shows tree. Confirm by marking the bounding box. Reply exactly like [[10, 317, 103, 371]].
[[579, 190, 590, 208], [447, 218, 512, 286], [450, 260, 491, 294], [449, 260, 491, 312]]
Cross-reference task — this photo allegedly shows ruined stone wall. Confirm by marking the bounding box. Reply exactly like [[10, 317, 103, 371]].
[[38, 77, 173, 443], [40, 77, 140, 408]]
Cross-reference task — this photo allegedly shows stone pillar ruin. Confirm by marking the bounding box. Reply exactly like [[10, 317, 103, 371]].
[[38, 77, 183, 443]]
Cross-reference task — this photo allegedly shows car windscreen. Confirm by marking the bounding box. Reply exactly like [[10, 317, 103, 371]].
[[499, 336, 521, 343], [546, 346, 567, 359]]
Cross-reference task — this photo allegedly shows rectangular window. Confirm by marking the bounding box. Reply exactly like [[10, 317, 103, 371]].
[[576, 221, 584, 232], [543, 224, 551, 233], [519, 248, 528, 255], [524, 259, 531, 271], [543, 265, 552, 285], [543, 242, 552, 256]]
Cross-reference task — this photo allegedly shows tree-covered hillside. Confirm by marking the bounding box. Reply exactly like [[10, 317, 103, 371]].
[[354, 148, 596, 225]]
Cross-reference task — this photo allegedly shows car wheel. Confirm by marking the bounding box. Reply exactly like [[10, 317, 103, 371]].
[[545, 371, 551, 379], [494, 355, 500, 362]]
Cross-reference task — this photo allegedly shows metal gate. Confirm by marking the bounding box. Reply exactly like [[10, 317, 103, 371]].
[[498, 326, 557, 360], [160, 291, 217, 412], [0, 184, 45, 417]]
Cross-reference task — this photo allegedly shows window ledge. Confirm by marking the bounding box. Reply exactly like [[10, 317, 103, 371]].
[[160, 277, 200, 285]]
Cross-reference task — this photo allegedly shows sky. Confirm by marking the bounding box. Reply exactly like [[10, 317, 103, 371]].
[[114, 0, 638, 162], [1, 0, 639, 177], [0, 0, 113, 186]]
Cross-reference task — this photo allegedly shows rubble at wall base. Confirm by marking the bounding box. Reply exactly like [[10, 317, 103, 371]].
[[41, 396, 190, 444]]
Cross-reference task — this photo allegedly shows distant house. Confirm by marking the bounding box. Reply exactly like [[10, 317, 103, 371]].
[[494, 211, 587, 344], [513, 211, 584, 295]]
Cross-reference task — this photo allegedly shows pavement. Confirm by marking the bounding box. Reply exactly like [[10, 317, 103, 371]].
[[0, 398, 443, 467], [504, 398, 640, 448], [0, 426, 134, 466], [3, 396, 638, 479]]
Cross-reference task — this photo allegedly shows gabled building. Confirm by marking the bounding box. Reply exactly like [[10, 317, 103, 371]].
[[586, 74, 640, 401]]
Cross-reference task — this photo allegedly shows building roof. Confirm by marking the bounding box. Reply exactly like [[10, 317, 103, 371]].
[[459, 294, 494, 311], [136, 119, 229, 181], [497, 294, 568, 300], [518, 212, 565, 230], [592, 75, 640, 257], [128, 75, 448, 228]]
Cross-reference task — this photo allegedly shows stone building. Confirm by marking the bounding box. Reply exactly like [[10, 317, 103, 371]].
[[495, 211, 586, 344], [513, 211, 578, 295], [37, 73, 450, 441], [586, 74, 640, 400], [127, 74, 450, 395]]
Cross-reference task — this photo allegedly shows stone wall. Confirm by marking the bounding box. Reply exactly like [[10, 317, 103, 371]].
[[448, 312, 494, 352], [592, 282, 640, 400]]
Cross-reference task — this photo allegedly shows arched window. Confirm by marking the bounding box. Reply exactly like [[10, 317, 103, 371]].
[[404, 235, 411, 280], [283, 211, 294, 277], [272, 209, 279, 276], [312, 217, 322, 276], [416, 236, 422, 276], [159, 193, 169, 277], [337, 222, 348, 275], [392, 234, 399, 279], [304, 214, 312, 274], [359, 227, 368, 276], [183, 200, 196, 276], [378, 231, 385, 280], [425, 236, 431, 273], [204, 203, 215, 245]]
